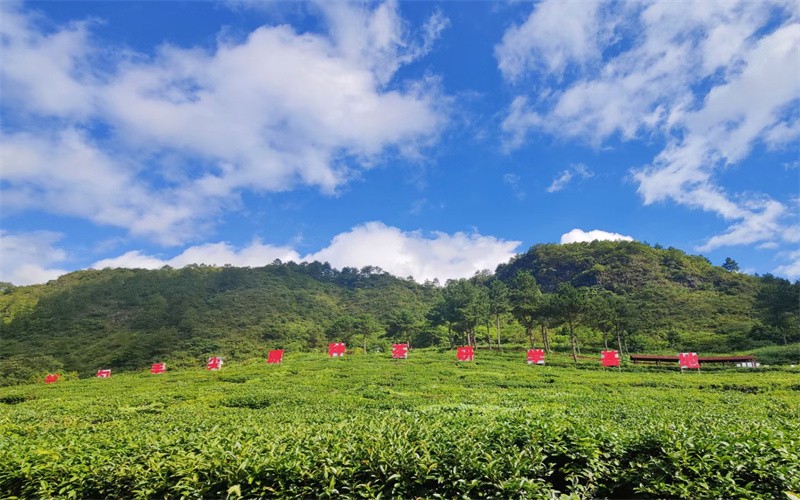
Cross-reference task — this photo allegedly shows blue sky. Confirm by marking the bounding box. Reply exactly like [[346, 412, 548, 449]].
[[1, 0, 799, 285]]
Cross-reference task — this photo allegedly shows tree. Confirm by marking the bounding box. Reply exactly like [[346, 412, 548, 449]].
[[608, 294, 633, 355], [722, 257, 740, 272], [488, 280, 509, 349], [585, 290, 614, 350], [353, 314, 381, 352], [326, 315, 359, 344], [429, 279, 483, 346], [754, 275, 800, 344], [509, 271, 543, 348], [552, 283, 587, 362], [475, 286, 492, 348], [385, 310, 422, 344], [537, 294, 555, 353]]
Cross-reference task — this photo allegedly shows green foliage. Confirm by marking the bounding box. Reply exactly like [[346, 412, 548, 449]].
[[496, 241, 797, 353], [0, 350, 797, 498], [722, 257, 740, 272], [747, 343, 800, 365], [0, 355, 64, 386], [1, 243, 798, 383], [0, 263, 439, 376], [755, 275, 800, 345]]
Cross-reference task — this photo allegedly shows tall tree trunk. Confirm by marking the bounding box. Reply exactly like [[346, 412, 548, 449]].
[[486, 320, 492, 350], [569, 321, 578, 362], [542, 324, 551, 353], [527, 327, 533, 348], [496, 315, 501, 350], [616, 327, 623, 355], [603, 331, 609, 350]]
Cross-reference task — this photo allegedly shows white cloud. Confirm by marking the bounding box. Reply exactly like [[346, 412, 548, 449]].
[[304, 222, 520, 282], [697, 199, 792, 251], [93, 242, 301, 270], [0, 230, 69, 286], [560, 229, 634, 244], [0, 2, 449, 244], [498, 1, 800, 251], [0, 129, 224, 245], [546, 163, 592, 193], [495, 0, 614, 81], [773, 249, 800, 279], [90, 222, 520, 284], [0, 5, 96, 118], [547, 171, 573, 193]]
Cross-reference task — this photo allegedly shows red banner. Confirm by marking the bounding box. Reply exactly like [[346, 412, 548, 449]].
[[267, 349, 284, 364], [44, 373, 61, 384], [678, 352, 700, 369], [150, 362, 166, 374], [391, 343, 409, 359], [328, 343, 346, 357], [457, 346, 474, 362], [601, 350, 620, 367], [527, 349, 545, 365], [96, 369, 111, 378], [206, 356, 223, 370]]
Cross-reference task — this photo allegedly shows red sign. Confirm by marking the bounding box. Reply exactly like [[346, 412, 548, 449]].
[[97, 369, 111, 378], [678, 352, 700, 370], [150, 362, 166, 374], [527, 349, 545, 365], [207, 356, 223, 370], [457, 346, 474, 362], [44, 373, 61, 384], [601, 350, 620, 367], [391, 343, 409, 359], [267, 349, 284, 364], [328, 343, 346, 357]]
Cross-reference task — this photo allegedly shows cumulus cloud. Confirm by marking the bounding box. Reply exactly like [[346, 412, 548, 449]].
[[0, 1, 449, 244], [498, 1, 800, 251], [0, 230, 69, 286], [560, 229, 634, 244], [546, 163, 592, 193], [89, 222, 520, 284], [304, 222, 520, 282], [93, 242, 301, 270]]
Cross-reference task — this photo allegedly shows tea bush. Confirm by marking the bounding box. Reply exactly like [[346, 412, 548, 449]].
[[0, 350, 797, 498]]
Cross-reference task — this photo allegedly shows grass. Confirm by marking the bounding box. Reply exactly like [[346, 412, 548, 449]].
[[1, 349, 798, 498]]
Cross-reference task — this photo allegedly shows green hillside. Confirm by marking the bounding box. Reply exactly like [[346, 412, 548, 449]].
[[0, 262, 439, 380], [495, 241, 798, 352], [1, 241, 798, 384]]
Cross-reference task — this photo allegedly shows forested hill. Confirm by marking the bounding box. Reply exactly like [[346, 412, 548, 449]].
[[496, 241, 748, 293], [0, 262, 440, 378], [496, 241, 761, 335], [495, 241, 797, 349], [1, 241, 798, 383]]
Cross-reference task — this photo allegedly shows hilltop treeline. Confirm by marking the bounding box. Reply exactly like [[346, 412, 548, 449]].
[[1, 241, 798, 382]]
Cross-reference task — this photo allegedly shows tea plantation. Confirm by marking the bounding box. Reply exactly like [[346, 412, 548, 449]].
[[1, 350, 798, 498]]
